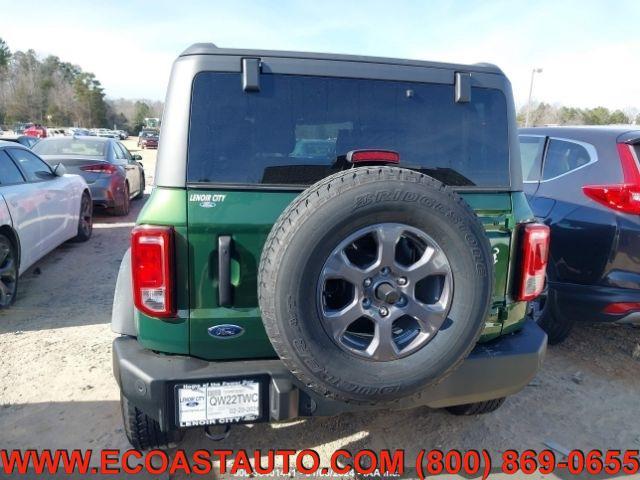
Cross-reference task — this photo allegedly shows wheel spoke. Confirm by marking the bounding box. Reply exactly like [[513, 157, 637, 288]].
[[366, 320, 398, 361], [402, 247, 450, 283], [323, 251, 365, 285], [404, 297, 448, 334], [375, 224, 404, 268], [322, 299, 364, 340]]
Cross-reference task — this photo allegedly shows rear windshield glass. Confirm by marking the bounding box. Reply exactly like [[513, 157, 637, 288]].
[[188, 72, 510, 187], [33, 138, 107, 157]]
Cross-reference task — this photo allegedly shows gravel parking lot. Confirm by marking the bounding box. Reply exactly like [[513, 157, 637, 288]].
[[1, 139, 640, 477]]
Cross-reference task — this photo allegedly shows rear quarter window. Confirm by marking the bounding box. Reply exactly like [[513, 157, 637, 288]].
[[187, 72, 510, 188], [542, 138, 595, 180]]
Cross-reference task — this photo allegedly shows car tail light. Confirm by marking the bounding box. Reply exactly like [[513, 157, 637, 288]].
[[80, 163, 118, 174], [582, 143, 640, 214], [131, 226, 175, 317], [346, 149, 400, 164], [517, 223, 550, 301], [602, 302, 640, 315]]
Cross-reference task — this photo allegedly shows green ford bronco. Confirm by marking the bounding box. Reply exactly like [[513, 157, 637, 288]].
[[112, 44, 549, 449]]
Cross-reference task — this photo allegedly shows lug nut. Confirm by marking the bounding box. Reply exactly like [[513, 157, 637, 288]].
[[363, 278, 372, 288], [397, 277, 407, 286], [362, 298, 371, 308], [379, 306, 389, 317], [381, 267, 390, 276]]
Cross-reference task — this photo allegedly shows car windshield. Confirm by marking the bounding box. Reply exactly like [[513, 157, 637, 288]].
[[33, 138, 107, 157], [187, 73, 510, 187]]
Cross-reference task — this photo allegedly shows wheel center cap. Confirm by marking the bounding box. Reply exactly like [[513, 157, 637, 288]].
[[375, 282, 400, 305]]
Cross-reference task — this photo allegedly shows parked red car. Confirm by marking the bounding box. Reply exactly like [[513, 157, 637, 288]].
[[139, 133, 158, 149], [24, 124, 47, 138]]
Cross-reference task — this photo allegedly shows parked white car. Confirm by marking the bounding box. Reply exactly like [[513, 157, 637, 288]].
[[0, 140, 93, 307], [94, 128, 119, 139]]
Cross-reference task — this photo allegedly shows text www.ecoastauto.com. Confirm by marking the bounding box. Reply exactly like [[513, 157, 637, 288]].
[[1, 449, 403, 476], [2, 448, 640, 477]]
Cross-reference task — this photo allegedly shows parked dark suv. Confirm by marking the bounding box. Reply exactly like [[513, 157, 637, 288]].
[[111, 44, 549, 449], [519, 126, 640, 343]]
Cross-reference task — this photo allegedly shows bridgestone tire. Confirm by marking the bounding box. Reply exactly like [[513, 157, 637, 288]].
[[120, 395, 183, 450], [258, 167, 494, 403]]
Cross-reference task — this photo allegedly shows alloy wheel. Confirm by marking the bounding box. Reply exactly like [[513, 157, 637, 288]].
[[80, 194, 93, 237], [123, 184, 130, 212], [0, 240, 17, 307], [317, 223, 453, 361]]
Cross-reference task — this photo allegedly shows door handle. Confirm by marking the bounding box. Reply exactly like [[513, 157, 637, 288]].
[[218, 235, 232, 307]]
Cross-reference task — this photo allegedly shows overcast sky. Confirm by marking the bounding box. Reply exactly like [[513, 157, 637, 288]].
[[2, 0, 638, 111]]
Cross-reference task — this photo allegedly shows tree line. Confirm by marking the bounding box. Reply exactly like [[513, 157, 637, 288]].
[[0, 38, 161, 133], [1, 37, 638, 132], [517, 102, 639, 127]]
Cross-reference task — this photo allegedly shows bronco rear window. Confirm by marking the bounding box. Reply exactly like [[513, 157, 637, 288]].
[[188, 72, 510, 187]]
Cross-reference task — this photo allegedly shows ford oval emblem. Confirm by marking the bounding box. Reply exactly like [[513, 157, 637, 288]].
[[208, 324, 245, 339]]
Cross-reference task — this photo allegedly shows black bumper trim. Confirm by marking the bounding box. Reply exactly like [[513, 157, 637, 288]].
[[113, 320, 546, 432], [550, 282, 640, 323]]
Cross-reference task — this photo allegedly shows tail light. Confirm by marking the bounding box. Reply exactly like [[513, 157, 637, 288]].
[[602, 302, 640, 315], [582, 143, 640, 214], [131, 226, 175, 317], [517, 223, 550, 301], [346, 149, 400, 164], [80, 163, 118, 174]]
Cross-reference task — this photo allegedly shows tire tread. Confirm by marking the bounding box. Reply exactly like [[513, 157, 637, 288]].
[[121, 395, 182, 450], [446, 397, 506, 415]]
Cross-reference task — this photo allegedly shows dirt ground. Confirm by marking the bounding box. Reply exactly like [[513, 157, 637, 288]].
[[1, 139, 640, 478]]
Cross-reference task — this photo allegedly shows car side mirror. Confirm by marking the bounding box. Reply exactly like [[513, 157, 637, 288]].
[[53, 163, 67, 177], [132, 154, 142, 161]]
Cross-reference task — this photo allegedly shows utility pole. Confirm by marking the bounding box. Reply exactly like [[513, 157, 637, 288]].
[[525, 68, 543, 127]]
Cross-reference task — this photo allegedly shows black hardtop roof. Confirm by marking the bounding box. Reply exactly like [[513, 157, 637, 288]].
[[180, 43, 504, 76]]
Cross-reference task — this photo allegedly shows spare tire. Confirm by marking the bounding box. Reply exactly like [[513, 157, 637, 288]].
[[258, 167, 493, 403]]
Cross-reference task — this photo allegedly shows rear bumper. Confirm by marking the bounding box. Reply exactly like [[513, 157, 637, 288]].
[[113, 320, 547, 432], [88, 177, 124, 208], [551, 282, 640, 324]]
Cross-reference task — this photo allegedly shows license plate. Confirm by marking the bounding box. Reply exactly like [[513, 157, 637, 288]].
[[176, 380, 261, 427]]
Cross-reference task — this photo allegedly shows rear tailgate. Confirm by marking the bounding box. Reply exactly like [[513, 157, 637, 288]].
[[187, 189, 513, 361]]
